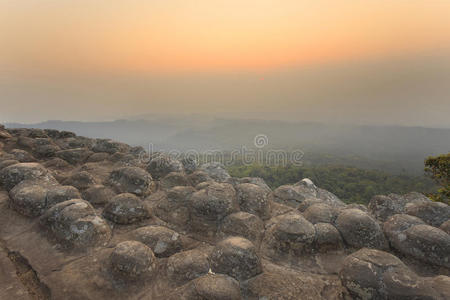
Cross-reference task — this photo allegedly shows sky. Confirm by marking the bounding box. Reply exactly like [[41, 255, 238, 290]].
[[1, 0, 450, 126]]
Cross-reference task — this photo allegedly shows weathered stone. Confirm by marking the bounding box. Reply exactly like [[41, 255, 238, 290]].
[[262, 212, 316, 257], [235, 177, 271, 193], [384, 214, 450, 268], [440, 220, 450, 234], [132, 225, 182, 257], [313, 223, 344, 252], [46, 185, 81, 207], [219, 212, 264, 246], [199, 162, 231, 183], [189, 182, 239, 236], [62, 171, 98, 190], [110, 241, 156, 278], [82, 184, 116, 205], [146, 154, 184, 179], [160, 172, 190, 189], [154, 186, 195, 227], [180, 157, 198, 174], [86, 152, 110, 162], [92, 139, 130, 154], [168, 274, 241, 300], [188, 170, 212, 186], [303, 203, 338, 224], [107, 166, 152, 196], [0, 159, 19, 170], [235, 183, 271, 220], [368, 194, 407, 222], [56, 148, 93, 165], [339, 248, 438, 300], [0, 162, 57, 191], [40, 199, 111, 247], [9, 181, 49, 217], [10, 149, 36, 163], [335, 209, 388, 250], [405, 201, 450, 227], [209, 237, 262, 281], [166, 248, 210, 284], [102, 193, 150, 224]]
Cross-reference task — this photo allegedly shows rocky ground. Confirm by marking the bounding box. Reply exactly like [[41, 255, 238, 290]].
[[0, 124, 449, 299]]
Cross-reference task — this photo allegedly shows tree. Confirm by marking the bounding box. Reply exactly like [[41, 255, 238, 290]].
[[425, 153, 450, 204]]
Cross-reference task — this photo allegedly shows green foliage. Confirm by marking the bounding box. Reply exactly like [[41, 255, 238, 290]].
[[228, 163, 436, 205], [425, 153, 450, 204]]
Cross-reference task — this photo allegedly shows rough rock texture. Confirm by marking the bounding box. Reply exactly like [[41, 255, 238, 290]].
[[273, 178, 344, 209], [110, 241, 156, 278], [199, 162, 231, 182], [102, 193, 150, 224], [235, 183, 271, 220], [262, 212, 316, 258], [384, 214, 450, 268], [218, 212, 264, 246], [107, 166, 152, 196], [168, 273, 242, 300], [405, 201, 450, 227], [166, 248, 211, 284], [189, 182, 239, 236], [339, 248, 449, 299], [335, 209, 388, 250], [40, 199, 111, 247], [131, 225, 182, 257], [0, 162, 56, 191], [82, 184, 116, 205], [0, 126, 448, 300], [146, 154, 184, 179], [209, 237, 263, 281]]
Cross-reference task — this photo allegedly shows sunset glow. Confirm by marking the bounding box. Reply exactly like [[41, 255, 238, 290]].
[[2, 1, 450, 73]]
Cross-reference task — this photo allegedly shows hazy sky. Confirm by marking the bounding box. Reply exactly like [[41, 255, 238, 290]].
[[1, 1, 450, 126]]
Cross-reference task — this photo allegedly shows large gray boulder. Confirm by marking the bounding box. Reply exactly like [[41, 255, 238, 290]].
[[102, 193, 150, 224], [131, 225, 182, 258], [0, 162, 57, 191], [219, 212, 264, 246], [168, 274, 241, 300], [10, 149, 36, 163], [313, 223, 344, 252], [40, 199, 111, 248], [46, 185, 81, 207], [110, 241, 156, 278], [82, 184, 116, 205], [235, 183, 271, 220], [107, 166, 152, 196], [9, 181, 49, 217], [189, 182, 239, 236], [335, 209, 388, 250], [166, 248, 210, 284], [272, 178, 344, 208], [302, 203, 338, 224], [199, 162, 231, 183], [209, 237, 262, 281], [405, 201, 450, 227], [160, 172, 190, 190], [262, 212, 316, 257], [368, 194, 407, 222], [62, 171, 98, 190], [339, 248, 447, 299], [56, 148, 92, 165], [384, 214, 450, 268], [154, 186, 196, 227], [92, 139, 130, 154], [146, 154, 184, 179]]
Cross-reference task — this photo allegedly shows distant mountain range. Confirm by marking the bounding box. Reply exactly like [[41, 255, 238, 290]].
[[7, 117, 450, 175]]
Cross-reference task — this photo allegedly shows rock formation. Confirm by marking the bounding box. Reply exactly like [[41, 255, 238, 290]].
[[0, 125, 448, 299]]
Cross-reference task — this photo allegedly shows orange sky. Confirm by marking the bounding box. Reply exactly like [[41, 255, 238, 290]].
[[1, 0, 450, 73]]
